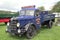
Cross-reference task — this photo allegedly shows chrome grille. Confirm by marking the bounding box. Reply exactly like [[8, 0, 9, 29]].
[[9, 20, 18, 29]]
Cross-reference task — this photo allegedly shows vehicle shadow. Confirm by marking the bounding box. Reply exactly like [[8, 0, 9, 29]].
[[8, 26, 49, 40], [8, 34, 31, 40], [36, 26, 50, 35], [8, 25, 50, 40]]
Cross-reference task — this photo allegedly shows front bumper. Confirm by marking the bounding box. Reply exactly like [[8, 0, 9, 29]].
[[6, 27, 26, 35], [6, 20, 26, 35]]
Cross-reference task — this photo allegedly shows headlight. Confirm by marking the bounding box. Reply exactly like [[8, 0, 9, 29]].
[[18, 29, 21, 33], [17, 23, 20, 27], [7, 22, 10, 26]]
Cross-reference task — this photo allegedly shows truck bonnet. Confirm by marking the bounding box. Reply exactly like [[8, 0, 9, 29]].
[[17, 15, 34, 20]]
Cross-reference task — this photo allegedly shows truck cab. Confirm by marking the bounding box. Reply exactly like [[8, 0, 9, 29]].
[[6, 6, 55, 39]]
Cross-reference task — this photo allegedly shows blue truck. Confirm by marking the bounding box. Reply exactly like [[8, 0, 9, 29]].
[[6, 6, 55, 39]]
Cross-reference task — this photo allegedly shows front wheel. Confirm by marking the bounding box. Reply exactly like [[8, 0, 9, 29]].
[[26, 25, 36, 39]]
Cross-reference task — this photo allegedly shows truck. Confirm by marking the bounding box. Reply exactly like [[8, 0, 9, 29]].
[[0, 11, 19, 24], [6, 6, 55, 39]]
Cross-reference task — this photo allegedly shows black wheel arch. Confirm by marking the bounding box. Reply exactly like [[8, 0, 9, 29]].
[[30, 23, 37, 30]]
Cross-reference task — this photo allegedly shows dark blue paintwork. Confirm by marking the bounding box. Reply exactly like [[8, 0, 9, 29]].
[[17, 15, 34, 20], [16, 15, 34, 27], [15, 7, 55, 30]]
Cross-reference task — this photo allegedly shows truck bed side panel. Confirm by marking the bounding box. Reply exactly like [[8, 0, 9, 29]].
[[40, 14, 55, 23]]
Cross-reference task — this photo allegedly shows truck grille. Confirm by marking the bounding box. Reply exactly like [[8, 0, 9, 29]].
[[9, 20, 18, 29]]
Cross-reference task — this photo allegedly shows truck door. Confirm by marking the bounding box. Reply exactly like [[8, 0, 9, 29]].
[[34, 10, 41, 29]]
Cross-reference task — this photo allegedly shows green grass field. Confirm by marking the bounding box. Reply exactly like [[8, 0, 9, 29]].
[[0, 23, 60, 40]]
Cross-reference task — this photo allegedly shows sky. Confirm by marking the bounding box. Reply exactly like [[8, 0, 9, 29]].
[[0, 0, 60, 12]]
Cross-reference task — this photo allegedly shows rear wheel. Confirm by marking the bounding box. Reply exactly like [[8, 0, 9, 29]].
[[26, 25, 36, 39], [47, 21, 53, 29]]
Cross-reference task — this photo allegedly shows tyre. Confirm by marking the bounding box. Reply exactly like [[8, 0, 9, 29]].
[[26, 25, 36, 39], [5, 22, 7, 25], [47, 21, 53, 29]]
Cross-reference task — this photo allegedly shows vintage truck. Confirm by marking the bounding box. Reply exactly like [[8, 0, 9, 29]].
[[6, 6, 55, 39], [0, 11, 19, 24]]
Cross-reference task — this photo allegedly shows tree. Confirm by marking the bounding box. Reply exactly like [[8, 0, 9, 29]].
[[38, 6, 45, 11], [52, 1, 60, 25], [52, 1, 60, 13], [52, 1, 60, 18]]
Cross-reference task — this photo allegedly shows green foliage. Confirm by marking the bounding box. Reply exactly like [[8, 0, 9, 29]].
[[52, 1, 60, 13], [0, 10, 18, 18], [38, 6, 45, 11], [0, 11, 10, 14]]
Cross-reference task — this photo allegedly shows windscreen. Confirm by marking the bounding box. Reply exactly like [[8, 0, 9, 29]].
[[20, 10, 34, 16]]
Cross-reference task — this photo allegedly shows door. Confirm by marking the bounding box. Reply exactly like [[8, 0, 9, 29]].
[[34, 10, 41, 29]]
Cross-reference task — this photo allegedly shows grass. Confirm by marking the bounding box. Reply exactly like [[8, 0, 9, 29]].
[[0, 23, 60, 40]]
